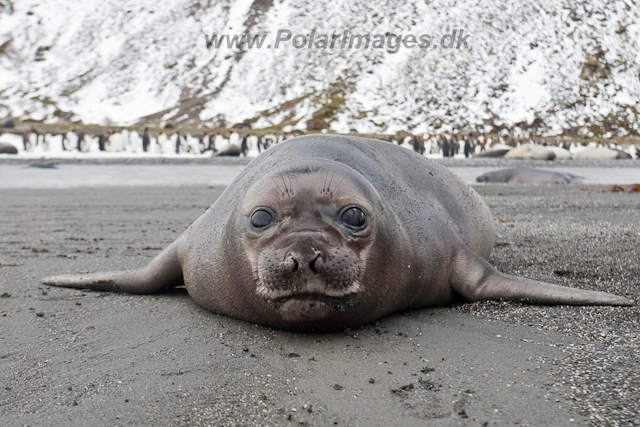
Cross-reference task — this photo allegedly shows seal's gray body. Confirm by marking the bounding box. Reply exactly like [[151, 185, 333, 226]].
[[44, 135, 633, 331], [184, 136, 494, 328]]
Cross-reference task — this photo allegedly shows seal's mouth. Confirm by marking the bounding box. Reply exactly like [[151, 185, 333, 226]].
[[267, 293, 356, 312], [255, 280, 363, 312]]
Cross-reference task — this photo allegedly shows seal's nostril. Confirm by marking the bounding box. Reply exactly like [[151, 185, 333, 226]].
[[285, 255, 299, 273], [309, 254, 320, 274]]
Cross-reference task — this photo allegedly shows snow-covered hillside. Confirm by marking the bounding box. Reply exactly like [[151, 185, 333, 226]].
[[1, 0, 639, 136]]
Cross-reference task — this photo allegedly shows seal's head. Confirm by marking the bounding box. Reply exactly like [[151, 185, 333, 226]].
[[238, 159, 396, 326]]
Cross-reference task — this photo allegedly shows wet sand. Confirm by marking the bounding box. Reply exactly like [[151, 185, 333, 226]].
[[0, 185, 638, 426]]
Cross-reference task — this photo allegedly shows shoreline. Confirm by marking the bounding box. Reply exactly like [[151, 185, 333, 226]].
[[2, 162, 640, 189], [1, 155, 639, 168]]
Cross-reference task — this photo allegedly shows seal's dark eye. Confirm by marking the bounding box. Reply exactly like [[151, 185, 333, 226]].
[[250, 209, 274, 229], [342, 207, 366, 229]]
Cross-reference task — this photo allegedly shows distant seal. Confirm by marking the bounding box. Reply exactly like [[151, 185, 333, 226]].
[[611, 148, 632, 159], [43, 135, 633, 332], [0, 142, 18, 154], [574, 147, 619, 160], [504, 144, 556, 160], [546, 146, 573, 160], [476, 168, 582, 184], [473, 149, 510, 158], [28, 162, 57, 169], [214, 143, 241, 157], [1, 119, 15, 128]]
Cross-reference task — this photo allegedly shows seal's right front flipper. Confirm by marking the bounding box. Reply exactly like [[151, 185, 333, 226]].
[[450, 246, 634, 306], [43, 238, 184, 294]]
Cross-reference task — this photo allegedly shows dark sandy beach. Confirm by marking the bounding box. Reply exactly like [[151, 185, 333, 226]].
[[0, 183, 638, 426]]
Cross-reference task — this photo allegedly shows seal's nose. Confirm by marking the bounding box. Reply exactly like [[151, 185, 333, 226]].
[[284, 249, 322, 275]]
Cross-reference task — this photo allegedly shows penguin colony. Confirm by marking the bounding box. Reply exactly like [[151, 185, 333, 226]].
[[0, 122, 637, 159]]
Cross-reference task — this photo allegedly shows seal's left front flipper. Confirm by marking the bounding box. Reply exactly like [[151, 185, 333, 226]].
[[42, 235, 184, 294], [450, 246, 634, 306]]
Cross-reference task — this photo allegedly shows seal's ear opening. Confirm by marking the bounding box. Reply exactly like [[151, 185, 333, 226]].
[[449, 246, 634, 306], [42, 235, 185, 294]]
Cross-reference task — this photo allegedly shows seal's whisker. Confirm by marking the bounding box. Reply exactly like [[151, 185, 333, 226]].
[[326, 170, 335, 192], [288, 174, 295, 196], [274, 164, 291, 197], [333, 170, 352, 194], [321, 168, 329, 194], [270, 175, 283, 195]]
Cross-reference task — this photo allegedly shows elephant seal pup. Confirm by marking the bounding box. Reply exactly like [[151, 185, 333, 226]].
[[476, 168, 582, 184], [43, 135, 632, 332]]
